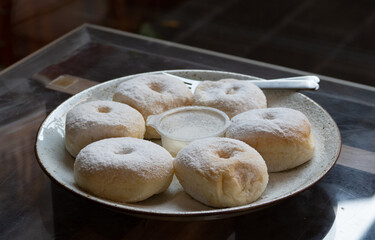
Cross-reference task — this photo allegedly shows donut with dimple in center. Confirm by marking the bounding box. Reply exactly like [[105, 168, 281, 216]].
[[113, 74, 194, 139], [193, 79, 267, 118], [74, 137, 174, 203], [174, 137, 268, 208], [225, 107, 315, 172], [65, 100, 145, 157]]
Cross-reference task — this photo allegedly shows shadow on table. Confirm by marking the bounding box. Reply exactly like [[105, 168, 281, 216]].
[[47, 181, 336, 240], [235, 184, 335, 240]]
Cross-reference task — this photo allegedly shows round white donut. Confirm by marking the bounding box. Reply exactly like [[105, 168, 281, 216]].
[[65, 100, 145, 157], [174, 137, 268, 208], [226, 107, 315, 172], [74, 137, 174, 203], [193, 79, 267, 118], [113, 74, 193, 139]]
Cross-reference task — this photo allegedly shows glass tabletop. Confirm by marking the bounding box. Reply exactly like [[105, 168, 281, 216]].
[[0, 24, 374, 240]]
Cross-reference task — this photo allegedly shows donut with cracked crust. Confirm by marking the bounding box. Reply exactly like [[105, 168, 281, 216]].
[[225, 107, 315, 172], [174, 137, 268, 208]]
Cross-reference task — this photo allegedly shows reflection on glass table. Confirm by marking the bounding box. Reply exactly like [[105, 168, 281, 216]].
[[0, 24, 374, 240]]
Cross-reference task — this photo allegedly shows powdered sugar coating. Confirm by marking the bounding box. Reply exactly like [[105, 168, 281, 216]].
[[36, 70, 341, 218], [227, 107, 311, 140], [226, 107, 315, 172], [174, 137, 268, 207], [74, 137, 174, 203], [193, 79, 267, 118], [113, 74, 194, 139], [65, 100, 145, 157]]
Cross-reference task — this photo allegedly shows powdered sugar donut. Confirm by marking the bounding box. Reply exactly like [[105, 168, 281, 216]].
[[174, 137, 268, 208], [113, 74, 193, 139], [65, 100, 145, 157], [193, 79, 267, 118], [226, 108, 315, 172], [74, 137, 174, 203]]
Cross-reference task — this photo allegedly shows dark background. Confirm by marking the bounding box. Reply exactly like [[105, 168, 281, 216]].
[[1, 0, 375, 86]]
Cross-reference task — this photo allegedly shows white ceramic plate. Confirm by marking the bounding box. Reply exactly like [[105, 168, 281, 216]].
[[35, 70, 341, 220]]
